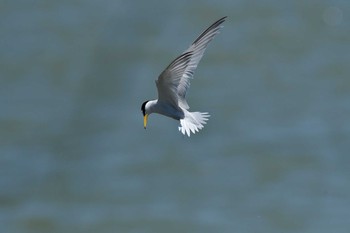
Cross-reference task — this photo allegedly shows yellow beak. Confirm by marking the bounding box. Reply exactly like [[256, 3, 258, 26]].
[[143, 114, 148, 129]]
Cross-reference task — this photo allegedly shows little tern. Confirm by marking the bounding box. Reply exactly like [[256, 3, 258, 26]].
[[141, 16, 226, 137]]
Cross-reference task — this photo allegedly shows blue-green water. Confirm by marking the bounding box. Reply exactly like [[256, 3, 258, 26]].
[[1, 1, 350, 232]]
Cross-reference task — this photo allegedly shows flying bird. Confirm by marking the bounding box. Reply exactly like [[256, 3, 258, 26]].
[[141, 16, 226, 137]]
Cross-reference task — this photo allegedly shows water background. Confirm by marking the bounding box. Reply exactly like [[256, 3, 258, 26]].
[[1, 1, 350, 232]]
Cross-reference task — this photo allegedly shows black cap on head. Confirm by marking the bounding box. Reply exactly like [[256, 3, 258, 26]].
[[141, 100, 149, 116]]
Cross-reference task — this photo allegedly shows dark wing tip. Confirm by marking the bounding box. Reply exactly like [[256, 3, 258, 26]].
[[192, 16, 227, 45], [217, 16, 228, 23]]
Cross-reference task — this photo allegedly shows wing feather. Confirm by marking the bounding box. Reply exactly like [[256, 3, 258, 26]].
[[156, 52, 193, 108], [156, 17, 226, 109]]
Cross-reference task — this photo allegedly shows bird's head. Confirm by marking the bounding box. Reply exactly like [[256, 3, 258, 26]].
[[141, 100, 149, 129]]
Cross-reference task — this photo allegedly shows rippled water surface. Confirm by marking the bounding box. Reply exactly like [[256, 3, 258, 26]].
[[1, 1, 350, 232]]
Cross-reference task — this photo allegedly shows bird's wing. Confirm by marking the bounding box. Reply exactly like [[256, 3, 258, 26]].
[[156, 17, 226, 109], [178, 16, 226, 109], [156, 16, 226, 109], [156, 51, 193, 109]]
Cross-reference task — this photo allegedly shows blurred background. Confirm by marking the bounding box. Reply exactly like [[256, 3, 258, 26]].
[[1, 0, 350, 232]]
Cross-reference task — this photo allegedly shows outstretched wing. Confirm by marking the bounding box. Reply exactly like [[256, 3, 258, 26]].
[[156, 51, 193, 109], [156, 17, 226, 109]]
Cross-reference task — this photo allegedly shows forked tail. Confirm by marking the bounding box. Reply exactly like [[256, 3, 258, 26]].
[[178, 111, 210, 137]]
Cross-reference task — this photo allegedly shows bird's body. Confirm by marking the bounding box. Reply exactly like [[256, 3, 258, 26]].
[[141, 17, 226, 137]]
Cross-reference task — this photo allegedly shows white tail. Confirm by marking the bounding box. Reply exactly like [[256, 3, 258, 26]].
[[178, 111, 210, 137]]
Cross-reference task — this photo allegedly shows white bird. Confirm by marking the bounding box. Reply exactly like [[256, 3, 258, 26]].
[[141, 16, 226, 137]]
